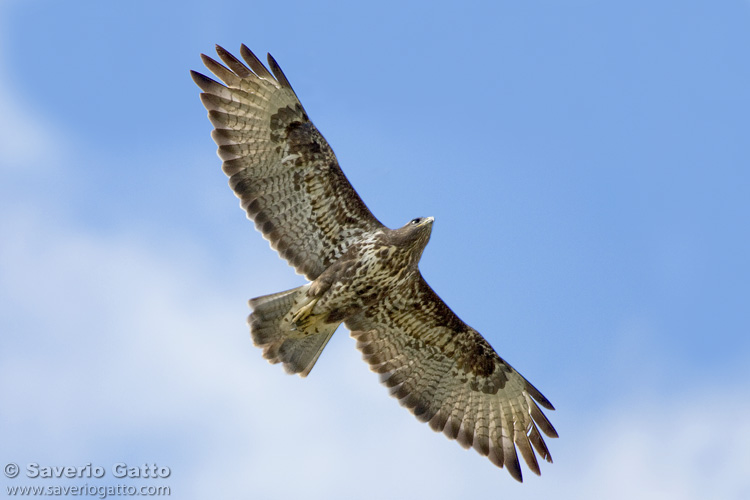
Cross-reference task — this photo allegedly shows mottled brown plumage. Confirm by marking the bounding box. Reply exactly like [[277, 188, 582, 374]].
[[192, 45, 557, 482]]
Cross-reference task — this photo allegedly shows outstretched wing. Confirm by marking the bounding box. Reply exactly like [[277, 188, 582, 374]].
[[191, 45, 382, 280], [345, 275, 558, 482]]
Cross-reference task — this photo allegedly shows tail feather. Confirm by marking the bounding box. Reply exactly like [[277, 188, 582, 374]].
[[248, 285, 339, 377]]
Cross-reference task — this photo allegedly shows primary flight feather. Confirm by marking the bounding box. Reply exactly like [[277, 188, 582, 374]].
[[191, 44, 557, 482]]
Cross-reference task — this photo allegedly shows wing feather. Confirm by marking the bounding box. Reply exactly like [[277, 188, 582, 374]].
[[215, 45, 254, 78], [192, 46, 382, 280], [346, 275, 557, 482], [239, 44, 275, 81], [198, 56, 242, 88]]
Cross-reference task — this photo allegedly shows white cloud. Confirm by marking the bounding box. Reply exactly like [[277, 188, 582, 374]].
[[2, 206, 749, 499], [0, 207, 470, 497], [0, 60, 67, 170], [579, 393, 750, 500]]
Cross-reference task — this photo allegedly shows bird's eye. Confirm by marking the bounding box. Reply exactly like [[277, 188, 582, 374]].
[[411, 218, 421, 225]]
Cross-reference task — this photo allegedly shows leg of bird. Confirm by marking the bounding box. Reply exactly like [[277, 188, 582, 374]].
[[291, 296, 320, 328]]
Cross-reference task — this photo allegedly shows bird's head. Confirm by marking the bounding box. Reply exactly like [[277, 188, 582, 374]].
[[404, 216, 434, 233], [393, 216, 434, 258]]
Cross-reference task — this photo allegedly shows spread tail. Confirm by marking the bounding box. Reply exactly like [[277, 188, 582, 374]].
[[248, 285, 339, 377]]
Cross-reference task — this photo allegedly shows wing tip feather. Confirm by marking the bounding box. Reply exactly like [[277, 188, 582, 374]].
[[190, 70, 221, 91], [266, 53, 293, 90], [240, 44, 275, 81], [215, 44, 253, 78]]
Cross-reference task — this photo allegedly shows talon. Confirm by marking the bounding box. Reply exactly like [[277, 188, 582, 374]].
[[291, 297, 319, 327]]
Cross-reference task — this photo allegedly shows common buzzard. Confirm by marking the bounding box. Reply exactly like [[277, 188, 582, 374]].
[[191, 45, 557, 481]]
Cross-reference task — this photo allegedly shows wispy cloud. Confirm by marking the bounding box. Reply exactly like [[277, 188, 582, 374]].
[[2, 205, 749, 499], [582, 397, 750, 500], [0, 45, 67, 170]]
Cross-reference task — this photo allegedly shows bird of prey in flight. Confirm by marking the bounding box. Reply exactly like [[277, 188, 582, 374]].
[[191, 45, 557, 482]]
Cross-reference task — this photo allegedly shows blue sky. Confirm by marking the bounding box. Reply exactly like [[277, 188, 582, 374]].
[[1, 0, 749, 498]]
